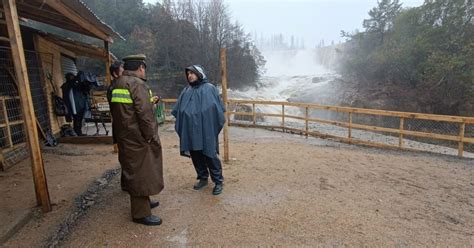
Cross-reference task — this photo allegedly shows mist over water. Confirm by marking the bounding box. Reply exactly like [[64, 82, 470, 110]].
[[264, 49, 329, 77]]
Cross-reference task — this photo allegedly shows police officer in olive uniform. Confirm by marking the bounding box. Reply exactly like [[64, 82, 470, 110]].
[[110, 54, 164, 226]]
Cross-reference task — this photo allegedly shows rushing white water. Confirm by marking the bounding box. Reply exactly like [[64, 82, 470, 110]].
[[227, 48, 339, 120]]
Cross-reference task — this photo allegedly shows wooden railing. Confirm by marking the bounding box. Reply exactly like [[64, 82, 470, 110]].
[[161, 99, 474, 158]]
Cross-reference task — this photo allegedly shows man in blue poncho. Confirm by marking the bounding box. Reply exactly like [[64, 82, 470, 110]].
[[172, 65, 226, 195]]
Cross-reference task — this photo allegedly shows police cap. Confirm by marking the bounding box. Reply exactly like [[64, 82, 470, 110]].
[[122, 54, 147, 70]]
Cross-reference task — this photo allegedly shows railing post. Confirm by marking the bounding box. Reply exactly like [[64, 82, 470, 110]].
[[458, 122, 465, 157], [348, 112, 352, 142], [305, 106, 309, 138], [220, 48, 229, 162], [282, 104, 285, 132], [104, 41, 111, 85], [399, 117, 404, 148], [252, 103, 256, 126]]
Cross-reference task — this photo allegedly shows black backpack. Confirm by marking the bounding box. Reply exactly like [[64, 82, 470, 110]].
[[52, 93, 68, 116], [45, 71, 68, 117]]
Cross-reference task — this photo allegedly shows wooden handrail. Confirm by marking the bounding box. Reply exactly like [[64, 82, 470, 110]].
[[162, 98, 474, 157], [227, 99, 474, 124]]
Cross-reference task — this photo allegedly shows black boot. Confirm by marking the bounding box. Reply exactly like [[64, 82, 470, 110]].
[[133, 215, 162, 226], [212, 184, 223, 195], [193, 179, 208, 190]]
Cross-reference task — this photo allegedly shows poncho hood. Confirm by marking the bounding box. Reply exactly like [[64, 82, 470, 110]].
[[185, 65, 207, 84]]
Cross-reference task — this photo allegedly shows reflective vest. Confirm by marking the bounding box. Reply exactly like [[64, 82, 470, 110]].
[[111, 88, 154, 104]]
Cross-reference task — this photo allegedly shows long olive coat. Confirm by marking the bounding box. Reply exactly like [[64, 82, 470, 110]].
[[110, 71, 163, 196]]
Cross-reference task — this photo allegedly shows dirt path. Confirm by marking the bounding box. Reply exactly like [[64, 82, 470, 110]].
[[0, 143, 119, 247], [64, 126, 474, 246], [3, 125, 473, 246]]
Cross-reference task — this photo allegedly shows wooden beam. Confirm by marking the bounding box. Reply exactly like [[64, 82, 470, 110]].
[[252, 103, 256, 125], [399, 117, 404, 148], [50, 39, 106, 59], [220, 48, 229, 162], [458, 123, 465, 157], [348, 112, 353, 142], [44, 0, 112, 42], [281, 105, 285, 132], [3, 0, 51, 212], [305, 107, 309, 138], [104, 41, 111, 85]]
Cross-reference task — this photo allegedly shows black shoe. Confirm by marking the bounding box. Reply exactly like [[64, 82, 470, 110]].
[[193, 179, 208, 190], [150, 200, 160, 209], [132, 215, 162, 226], [212, 184, 223, 195]]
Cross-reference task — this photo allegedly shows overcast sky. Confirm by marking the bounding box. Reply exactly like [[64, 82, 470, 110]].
[[145, 0, 425, 47]]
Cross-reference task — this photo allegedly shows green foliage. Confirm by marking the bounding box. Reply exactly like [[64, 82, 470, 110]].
[[341, 0, 473, 115], [82, 0, 264, 90]]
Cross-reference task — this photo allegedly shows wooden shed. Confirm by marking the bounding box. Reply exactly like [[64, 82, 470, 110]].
[[0, 0, 122, 212]]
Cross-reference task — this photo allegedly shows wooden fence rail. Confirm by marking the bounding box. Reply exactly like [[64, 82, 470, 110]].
[[160, 99, 474, 158]]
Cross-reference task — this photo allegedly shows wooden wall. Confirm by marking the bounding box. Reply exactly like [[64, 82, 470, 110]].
[[33, 35, 76, 135]]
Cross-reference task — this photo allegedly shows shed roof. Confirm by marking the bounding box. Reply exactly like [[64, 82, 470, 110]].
[[0, 0, 123, 42]]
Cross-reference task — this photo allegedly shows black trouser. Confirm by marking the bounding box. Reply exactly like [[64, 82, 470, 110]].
[[73, 114, 83, 136], [190, 150, 223, 185]]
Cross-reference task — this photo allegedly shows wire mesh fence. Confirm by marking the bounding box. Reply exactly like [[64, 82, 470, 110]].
[[28, 51, 51, 133], [0, 47, 51, 150]]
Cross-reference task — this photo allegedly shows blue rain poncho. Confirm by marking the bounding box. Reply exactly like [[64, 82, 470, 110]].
[[172, 65, 226, 158]]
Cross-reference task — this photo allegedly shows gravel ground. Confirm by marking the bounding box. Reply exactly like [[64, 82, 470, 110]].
[[55, 125, 474, 247]]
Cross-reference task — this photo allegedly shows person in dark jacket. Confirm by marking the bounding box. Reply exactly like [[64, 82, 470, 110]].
[[61, 72, 90, 136], [108, 61, 124, 144], [110, 54, 163, 226], [172, 65, 226, 195], [107, 61, 124, 105]]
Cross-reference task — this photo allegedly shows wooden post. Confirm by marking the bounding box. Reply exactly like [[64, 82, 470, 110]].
[[305, 106, 309, 138], [348, 112, 352, 142], [458, 122, 465, 157], [104, 41, 115, 153], [282, 105, 285, 132], [220, 48, 229, 162], [252, 103, 256, 126], [399, 117, 404, 148], [3, 0, 51, 212], [104, 41, 111, 85]]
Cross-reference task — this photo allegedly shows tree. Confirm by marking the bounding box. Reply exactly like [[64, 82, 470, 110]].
[[81, 0, 265, 93], [363, 0, 402, 43], [339, 0, 473, 115]]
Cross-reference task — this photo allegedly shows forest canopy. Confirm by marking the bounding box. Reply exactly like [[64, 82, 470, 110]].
[[82, 0, 265, 92], [340, 0, 473, 115]]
